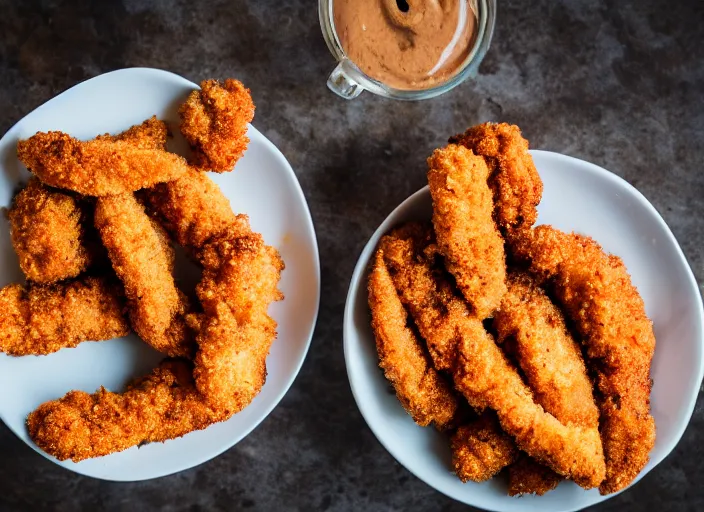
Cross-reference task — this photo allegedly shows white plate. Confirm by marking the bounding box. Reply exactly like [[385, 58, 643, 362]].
[[343, 150, 704, 512], [0, 68, 321, 481]]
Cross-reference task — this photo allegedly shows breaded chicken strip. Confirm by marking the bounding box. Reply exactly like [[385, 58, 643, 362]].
[[144, 167, 239, 250], [428, 144, 507, 318], [94, 194, 194, 358], [369, 248, 458, 429], [27, 360, 226, 462], [17, 125, 188, 196], [450, 123, 542, 235], [451, 413, 518, 482], [494, 272, 599, 428], [96, 115, 168, 150], [180, 79, 255, 172], [194, 225, 284, 412], [380, 224, 606, 489], [508, 455, 561, 496], [511, 226, 656, 495], [9, 178, 93, 284], [0, 276, 129, 356]]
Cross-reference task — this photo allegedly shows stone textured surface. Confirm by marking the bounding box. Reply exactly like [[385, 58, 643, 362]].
[[0, 0, 702, 511]]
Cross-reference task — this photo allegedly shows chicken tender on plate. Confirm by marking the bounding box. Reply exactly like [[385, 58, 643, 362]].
[[508, 454, 561, 496], [450, 123, 542, 236], [369, 247, 459, 429], [180, 79, 255, 173], [94, 193, 194, 358], [144, 167, 241, 250], [451, 413, 518, 483], [511, 225, 656, 495], [17, 123, 188, 196], [428, 144, 507, 318], [27, 359, 226, 462], [0, 276, 129, 356], [9, 178, 93, 284], [194, 225, 284, 413]]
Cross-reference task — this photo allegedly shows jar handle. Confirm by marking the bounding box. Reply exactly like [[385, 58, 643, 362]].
[[327, 60, 364, 99]]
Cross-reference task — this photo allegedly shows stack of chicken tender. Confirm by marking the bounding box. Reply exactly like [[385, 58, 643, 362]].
[[2, 79, 284, 462], [368, 123, 656, 496]]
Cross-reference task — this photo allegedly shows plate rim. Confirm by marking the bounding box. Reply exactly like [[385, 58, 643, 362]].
[[0, 67, 322, 481], [342, 149, 704, 511]]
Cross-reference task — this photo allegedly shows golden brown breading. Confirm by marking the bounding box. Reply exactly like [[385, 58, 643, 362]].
[[508, 454, 562, 496], [368, 247, 459, 429], [96, 116, 168, 150], [494, 272, 599, 428], [17, 128, 188, 196], [27, 360, 226, 462], [180, 79, 254, 172], [381, 223, 606, 489], [511, 225, 656, 495], [194, 225, 284, 412], [451, 413, 518, 482], [143, 167, 240, 250], [450, 123, 543, 235], [94, 194, 194, 357], [0, 276, 129, 356], [9, 178, 93, 284], [428, 144, 507, 318]]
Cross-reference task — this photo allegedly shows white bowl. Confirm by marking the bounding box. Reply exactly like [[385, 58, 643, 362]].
[[343, 150, 704, 512], [0, 68, 321, 481]]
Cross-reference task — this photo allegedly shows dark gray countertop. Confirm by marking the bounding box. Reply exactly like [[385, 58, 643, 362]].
[[0, 1, 702, 511]]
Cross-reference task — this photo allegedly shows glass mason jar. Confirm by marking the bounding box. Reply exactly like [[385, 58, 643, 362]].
[[319, 0, 497, 100]]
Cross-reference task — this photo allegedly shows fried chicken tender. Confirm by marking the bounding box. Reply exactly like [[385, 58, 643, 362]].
[[369, 248, 459, 429], [380, 223, 606, 489], [194, 225, 284, 412], [17, 125, 188, 196], [94, 194, 194, 358], [428, 144, 507, 318], [144, 167, 239, 250], [0, 276, 129, 356], [27, 360, 226, 462], [180, 79, 254, 172], [494, 272, 599, 428], [96, 115, 168, 150], [511, 225, 656, 495], [451, 413, 518, 482], [450, 123, 543, 235], [9, 178, 93, 283], [508, 454, 562, 496]]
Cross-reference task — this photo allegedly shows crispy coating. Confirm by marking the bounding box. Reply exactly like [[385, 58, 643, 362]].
[[508, 454, 562, 496], [428, 144, 507, 318], [194, 225, 284, 412], [17, 126, 188, 196], [96, 115, 168, 150], [451, 413, 518, 482], [494, 272, 599, 428], [380, 223, 606, 489], [180, 79, 254, 172], [369, 247, 459, 429], [27, 360, 227, 462], [9, 178, 92, 283], [511, 225, 656, 495], [94, 194, 194, 357], [0, 276, 129, 356], [144, 167, 239, 250], [450, 123, 543, 235]]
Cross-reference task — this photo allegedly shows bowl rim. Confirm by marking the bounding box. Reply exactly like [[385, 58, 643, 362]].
[[342, 149, 704, 511]]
